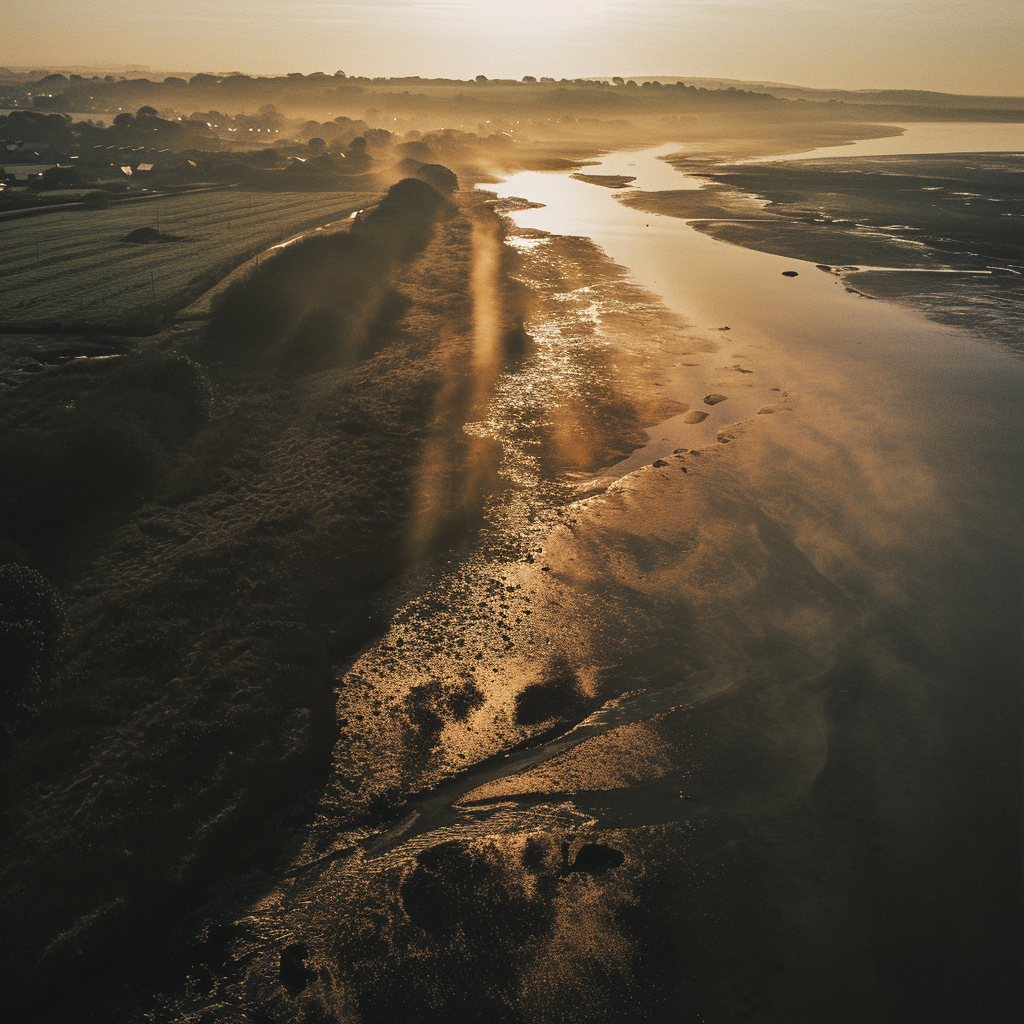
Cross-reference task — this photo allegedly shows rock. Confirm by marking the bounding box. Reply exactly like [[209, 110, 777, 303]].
[[703, 394, 728, 405], [280, 942, 316, 995], [757, 405, 776, 414], [683, 410, 708, 423], [514, 660, 582, 724], [781, 270, 799, 277], [652, 459, 670, 467], [560, 841, 625, 876]]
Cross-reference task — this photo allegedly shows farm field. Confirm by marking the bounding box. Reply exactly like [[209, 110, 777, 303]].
[[0, 189, 380, 332]]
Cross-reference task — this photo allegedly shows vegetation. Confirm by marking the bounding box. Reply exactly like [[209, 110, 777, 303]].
[[0, 563, 65, 710], [209, 177, 453, 368], [0, 190, 379, 333], [0, 350, 212, 545], [5, 70, 1019, 130]]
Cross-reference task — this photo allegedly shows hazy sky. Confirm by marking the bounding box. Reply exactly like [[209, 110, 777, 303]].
[[5, 1, 1023, 94]]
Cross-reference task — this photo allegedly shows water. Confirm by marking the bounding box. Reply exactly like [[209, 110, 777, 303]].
[[485, 144, 1024, 474], [745, 121, 1024, 162], [465, 142, 1023, 1015]]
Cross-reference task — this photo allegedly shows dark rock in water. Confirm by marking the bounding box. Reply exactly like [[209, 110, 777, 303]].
[[703, 393, 728, 405], [280, 942, 316, 995], [560, 841, 625, 876], [781, 270, 799, 277]]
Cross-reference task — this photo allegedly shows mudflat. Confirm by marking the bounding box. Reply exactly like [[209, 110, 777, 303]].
[[623, 152, 1024, 349]]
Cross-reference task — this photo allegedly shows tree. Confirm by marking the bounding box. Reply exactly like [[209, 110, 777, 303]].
[[136, 105, 157, 117], [308, 137, 326, 153], [363, 127, 393, 149]]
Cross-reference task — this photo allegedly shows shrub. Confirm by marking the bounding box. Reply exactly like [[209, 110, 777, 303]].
[[413, 163, 458, 195], [210, 232, 392, 366], [353, 176, 453, 261], [0, 409, 159, 539], [0, 563, 65, 700], [209, 179, 451, 370], [105, 351, 214, 438], [0, 351, 211, 543]]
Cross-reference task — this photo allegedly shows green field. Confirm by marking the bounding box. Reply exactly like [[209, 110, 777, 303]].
[[0, 189, 380, 332]]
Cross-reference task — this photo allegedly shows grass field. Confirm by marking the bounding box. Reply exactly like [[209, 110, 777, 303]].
[[0, 189, 380, 333]]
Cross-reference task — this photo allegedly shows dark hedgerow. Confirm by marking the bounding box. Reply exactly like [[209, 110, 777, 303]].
[[208, 177, 454, 371], [413, 162, 459, 195]]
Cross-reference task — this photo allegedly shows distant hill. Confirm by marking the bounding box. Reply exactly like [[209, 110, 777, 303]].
[[591, 77, 1024, 110]]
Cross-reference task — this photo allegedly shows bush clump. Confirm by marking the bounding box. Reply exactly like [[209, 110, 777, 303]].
[[104, 351, 214, 438], [413, 163, 459, 195], [0, 351, 213, 545], [209, 177, 453, 371], [0, 563, 65, 703]]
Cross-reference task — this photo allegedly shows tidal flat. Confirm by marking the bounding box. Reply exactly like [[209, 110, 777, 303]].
[[624, 150, 1024, 350]]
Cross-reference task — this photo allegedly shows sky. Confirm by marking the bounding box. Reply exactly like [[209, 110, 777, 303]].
[[4, 0, 1023, 95]]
